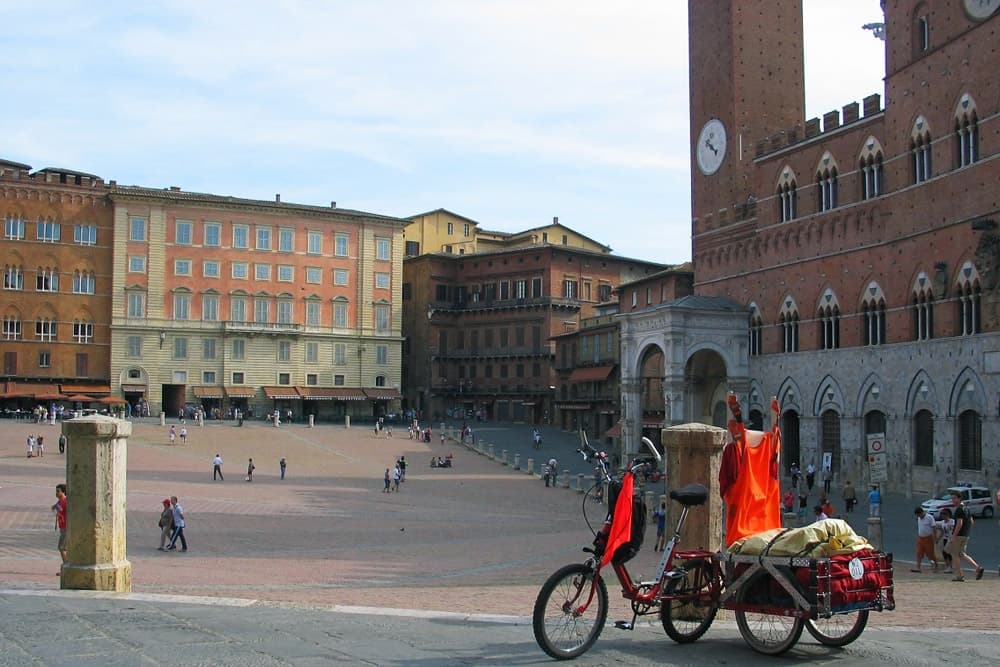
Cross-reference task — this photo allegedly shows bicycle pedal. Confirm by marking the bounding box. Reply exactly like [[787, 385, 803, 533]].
[[614, 620, 634, 630]]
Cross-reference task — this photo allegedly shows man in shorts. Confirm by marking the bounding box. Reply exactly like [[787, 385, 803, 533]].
[[948, 490, 984, 581], [52, 484, 68, 568]]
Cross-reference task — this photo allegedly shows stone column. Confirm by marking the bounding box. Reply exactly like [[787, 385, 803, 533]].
[[308, 414, 315, 428], [60, 415, 132, 592], [345, 415, 351, 429], [661, 423, 728, 553], [514, 453, 521, 470]]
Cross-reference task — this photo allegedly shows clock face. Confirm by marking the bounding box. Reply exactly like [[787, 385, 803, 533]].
[[964, 0, 1000, 20], [696, 119, 727, 176]]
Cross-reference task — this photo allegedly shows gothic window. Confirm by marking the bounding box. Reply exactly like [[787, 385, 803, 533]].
[[776, 168, 798, 222], [860, 282, 886, 346], [954, 94, 979, 168], [911, 272, 934, 340], [858, 137, 884, 200], [958, 410, 982, 470], [778, 296, 799, 353], [815, 154, 839, 211], [955, 261, 981, 336], [821, 409, 841, 473], [913, 409, 934, 467], [817, 289, 840, 350], [911, 116, 933, 183], [748, 303, 763, 357]]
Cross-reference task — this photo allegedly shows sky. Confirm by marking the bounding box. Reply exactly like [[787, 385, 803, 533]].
[[1, 1, 886, 265]]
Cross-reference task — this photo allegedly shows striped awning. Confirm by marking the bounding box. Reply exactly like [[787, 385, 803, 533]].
[[223, 386, 257, 398], [363, 388, 401, 401], [263, 386, 301, 400], [192, 386, 224, 398]]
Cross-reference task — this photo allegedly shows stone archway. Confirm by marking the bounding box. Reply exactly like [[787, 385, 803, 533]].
[[686, 348, 730, 427]]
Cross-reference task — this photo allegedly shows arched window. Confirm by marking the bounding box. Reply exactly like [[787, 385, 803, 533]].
[[911, 116, 933, 183], [783, 410, 801, 475], [817, 289, 840, 350], [861, 282, 886, 346], [815, 153, 839, 211], [913, 409, 934, 467], [776, 168, 797, 222], [911, 272, 935, 340], [954, 94, 979, 168], [779, 296, 799, 353], [858, 137, 884, 200], [822, 409, 841, 473], [958, 410, 982, 470], [955, 261, 981, 336]]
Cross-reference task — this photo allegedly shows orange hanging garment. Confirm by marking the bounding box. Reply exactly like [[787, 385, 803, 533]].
[[719, 394, 782, 547]]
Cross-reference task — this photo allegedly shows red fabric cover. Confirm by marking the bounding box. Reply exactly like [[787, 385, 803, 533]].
[[796, 549, 888, 608], [601, 472, 634, 568]]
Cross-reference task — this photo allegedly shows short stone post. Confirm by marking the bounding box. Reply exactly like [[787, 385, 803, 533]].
[[645, 491, 656, 520], [561, 469, 570, 488], [273, 414, 280, 428], [576, 473, 585, 493], [308, 414, 315, 428], [60, 415, 132, 592], [526, 458, 534, 475], [514, 453, 521, 470], [501, 449, 508, 466], [661, 423, 729, 553], [867, 516, 883, 551], [488, 444, 495, 460], [345, 415, 351, 429], [783, 511, 799, 529], [159, 412, 165, 426], [197, 413, 204, 428]]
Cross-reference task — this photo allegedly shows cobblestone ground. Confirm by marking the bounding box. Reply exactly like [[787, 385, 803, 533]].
[[0, 418, 996, 628]]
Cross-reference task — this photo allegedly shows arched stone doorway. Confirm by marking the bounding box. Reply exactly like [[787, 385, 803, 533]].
[[639, 346, 665, 450], [686, 348, 730, 427]]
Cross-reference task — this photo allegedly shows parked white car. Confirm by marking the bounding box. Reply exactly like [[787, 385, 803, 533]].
[[921, 484, 994, 519]]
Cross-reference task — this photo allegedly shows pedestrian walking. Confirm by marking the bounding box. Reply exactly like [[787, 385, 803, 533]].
[[842, 480, 857, 512], [168, 425, 176, 445], [805, 463, 816, 491], [912, 507, 939, 573], [398, 456, 407, 482], [279, 457, 287, 480], [58, 433, 67, 454], [653, 502, 667, 551], [868, 485, 882, 517], [383, 468, 391, 492], [179, 426, 188, 444], [947, 491, 984, 581], [548, 457, 558, 487], [52, 484, 68, 568], [26, 435, 35, 458], [166, 496, 187, 552], [392, 463, 401, 491], [212, 454, 224, 481], [246, 458, 255, 482], [936, 508, 955, 573], [157, 499, 174, 550], [822, 466, 832, 493], [36, 435, 44, 457], [790, 463, 801, 489]]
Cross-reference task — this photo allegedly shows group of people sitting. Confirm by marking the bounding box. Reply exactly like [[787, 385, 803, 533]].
[[430, 454, 454, 468]]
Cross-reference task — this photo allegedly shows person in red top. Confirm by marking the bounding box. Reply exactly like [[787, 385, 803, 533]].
[[52, 483, 68, 566], [719, 393, 782, 547]]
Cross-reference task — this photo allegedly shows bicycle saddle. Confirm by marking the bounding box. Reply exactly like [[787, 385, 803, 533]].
[[669, 483, 709, 506]]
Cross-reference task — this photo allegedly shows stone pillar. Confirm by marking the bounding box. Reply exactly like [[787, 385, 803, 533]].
[[308, 414, 315, 428], [501, 449, 508, 466], [197, 413, 204, 428], [526, 458, 534, 475], [561, 470, 570, 488], [488, 444, 495, 460], [783, 511, 799, 529], [345, 415, 351, 429], [60, 415, 132, 592], [159, 412, 165, 426], [576, 473, 584, 492], [514, 453, 521, 470], [661, 423, 728, 553], [867, 516, 883, 551]]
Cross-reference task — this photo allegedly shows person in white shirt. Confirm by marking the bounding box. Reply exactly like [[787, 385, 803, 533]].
[[212, 454, 224, 481], [912, 507, 938, 573], [935, 508, 955, 574]]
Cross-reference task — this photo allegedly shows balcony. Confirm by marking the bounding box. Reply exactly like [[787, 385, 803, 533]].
[[222, 320, 303, 336], [430, 296, 581, 314]]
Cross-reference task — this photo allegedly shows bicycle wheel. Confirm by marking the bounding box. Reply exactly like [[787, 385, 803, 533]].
[[533, 563, 609, 660], [734, 573, 804, 655], [805, 610, 869, 647], [660, 561, 717, 643]]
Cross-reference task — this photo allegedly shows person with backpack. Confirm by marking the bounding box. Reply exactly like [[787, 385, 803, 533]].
[[947, 490, 984, 581]]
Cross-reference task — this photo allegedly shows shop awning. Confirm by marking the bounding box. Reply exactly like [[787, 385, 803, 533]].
[[121, 384, 147, 393], [323, 388, 368, 401], [296, 387, 340, 401], [60, 383, 110, 395], [192, 386, 224, 398], [3, 382, 60, 398], [555, 403, 591, 411], [363, 388, 401, 401], [263, 386, 301, 400], [224, 386, 258, 398], [568, 366, 615, 383]]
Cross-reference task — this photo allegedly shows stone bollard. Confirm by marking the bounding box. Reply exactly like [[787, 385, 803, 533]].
[[488, 444, 495, 460], [561, 470, 570, 488], [61, 415, 132, 592], [308, 414, 315, 428], [661, 423, 728, 553], [501, 449, 508, 466], [273, 415, 280, 428], [576, 473, 585, 493], [867, 516, 883, 551], [159, 412, 166, 426], [526, 458, 534, 475], [345, 415, 351, 429], [645, 492, 656, 520], [514, 453, 521, 470], [783, 511, 799, 529], [197, 414, 204, 428]]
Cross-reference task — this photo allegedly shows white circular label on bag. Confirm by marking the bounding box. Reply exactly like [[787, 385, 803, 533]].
[[848, 557, 865, 580]]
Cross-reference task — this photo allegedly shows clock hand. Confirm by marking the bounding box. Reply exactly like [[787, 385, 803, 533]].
[[705, 139, 718, 156]]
